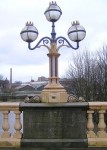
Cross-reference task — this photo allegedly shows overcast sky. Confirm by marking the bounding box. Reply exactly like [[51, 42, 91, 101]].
[[0, 0, 107, 82]]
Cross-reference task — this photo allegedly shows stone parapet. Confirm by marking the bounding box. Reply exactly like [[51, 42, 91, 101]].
[[0, 102, 22, 148], [87, 102, 107, 147], [1, 102, 107, 148], [20, 102, 88, 148]]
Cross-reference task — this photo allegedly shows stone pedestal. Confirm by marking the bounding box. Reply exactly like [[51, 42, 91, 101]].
[[41, 88, 68, 103], [20, 102, 88, 149], [41, 77, 68, 103]]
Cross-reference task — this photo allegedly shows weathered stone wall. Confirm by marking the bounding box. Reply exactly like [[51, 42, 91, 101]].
[[20, 102, 88, 148]]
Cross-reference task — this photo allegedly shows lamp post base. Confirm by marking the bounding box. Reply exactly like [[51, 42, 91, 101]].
[[41, 88, 68, 103]]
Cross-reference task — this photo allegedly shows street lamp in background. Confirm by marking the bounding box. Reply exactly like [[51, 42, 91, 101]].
[[20, 1, 86, 103]]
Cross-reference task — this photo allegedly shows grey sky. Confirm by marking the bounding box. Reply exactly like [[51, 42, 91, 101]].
[[0, 0, 107, 82]]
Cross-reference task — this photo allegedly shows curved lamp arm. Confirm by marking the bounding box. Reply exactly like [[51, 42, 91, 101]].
[[55, 36, 79, 50], [28, 36, 52, 50]]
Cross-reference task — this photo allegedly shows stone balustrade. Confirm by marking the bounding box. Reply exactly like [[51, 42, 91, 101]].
[[0, 102, 22, 148], [0, 102, 107, 149], [87, 102, 107, 147]]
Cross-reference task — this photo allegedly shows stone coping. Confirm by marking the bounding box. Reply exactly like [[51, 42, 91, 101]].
[[88, 102, 107, 110], [0, 102, 20, 111], [19, 102, 88, 108], [1, 101, 107, 110]]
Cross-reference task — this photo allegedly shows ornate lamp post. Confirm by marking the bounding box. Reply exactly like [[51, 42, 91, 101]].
[[20, 1, 86, 103]]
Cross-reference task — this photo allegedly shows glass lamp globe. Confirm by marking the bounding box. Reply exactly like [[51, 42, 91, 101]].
[[20, 22, 38, 42], [44, 1, 62, 22], [68, 21, 86, 42]]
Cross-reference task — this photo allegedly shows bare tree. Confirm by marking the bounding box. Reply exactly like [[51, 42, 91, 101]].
[[66, 45, 107, 101], [96, 45, 107, 101], [0, 74, 3, 80]]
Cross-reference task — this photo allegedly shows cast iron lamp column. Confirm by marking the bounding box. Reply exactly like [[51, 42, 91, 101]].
[[20, 1, 86, 103]]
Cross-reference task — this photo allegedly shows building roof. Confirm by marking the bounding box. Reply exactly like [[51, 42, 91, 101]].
[[15, 84, 35, 90]]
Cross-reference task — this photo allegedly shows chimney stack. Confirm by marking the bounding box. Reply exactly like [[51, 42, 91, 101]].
[[10, 68, 12, 89]]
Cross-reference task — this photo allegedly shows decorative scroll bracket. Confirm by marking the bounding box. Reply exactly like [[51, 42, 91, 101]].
[[55, 36, 79, 51], [28, 36, 52, 51]]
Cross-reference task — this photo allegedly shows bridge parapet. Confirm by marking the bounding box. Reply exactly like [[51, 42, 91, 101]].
[[0, 102, 107, 149], [0, 102, 22, 148], [87, 102, 107, 147]]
